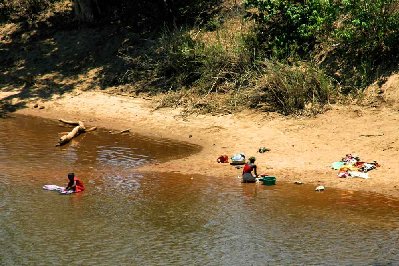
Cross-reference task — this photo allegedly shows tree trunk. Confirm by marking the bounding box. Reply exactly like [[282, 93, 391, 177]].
[[72, 0, 101, 22]]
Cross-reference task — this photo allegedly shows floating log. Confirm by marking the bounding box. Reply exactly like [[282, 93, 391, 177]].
[[56, 119, 96, 146]]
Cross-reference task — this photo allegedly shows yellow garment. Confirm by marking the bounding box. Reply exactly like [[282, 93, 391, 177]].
[[339, 165, 359, 172]]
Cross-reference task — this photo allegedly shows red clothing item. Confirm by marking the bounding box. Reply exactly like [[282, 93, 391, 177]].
[[217, 155, 229, 163], [74, 177, 85, 192], [67, 177, 85, 193], [243, 163, 254, 174]]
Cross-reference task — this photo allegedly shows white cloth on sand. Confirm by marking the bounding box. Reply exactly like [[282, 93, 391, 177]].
[[348, 171, 369, 179]]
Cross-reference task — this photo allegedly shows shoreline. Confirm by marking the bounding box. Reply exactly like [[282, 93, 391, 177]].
[[7, 90, 399, 198]]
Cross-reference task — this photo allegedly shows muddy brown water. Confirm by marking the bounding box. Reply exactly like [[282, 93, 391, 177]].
[[1, 114, 399, 265]]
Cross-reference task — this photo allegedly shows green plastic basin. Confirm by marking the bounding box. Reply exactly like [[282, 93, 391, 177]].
[[261, 176, 276, 186]]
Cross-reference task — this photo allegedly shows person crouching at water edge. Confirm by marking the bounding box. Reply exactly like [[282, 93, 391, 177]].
[[65, 173, 85, 193], [242, 156, 258, 183]]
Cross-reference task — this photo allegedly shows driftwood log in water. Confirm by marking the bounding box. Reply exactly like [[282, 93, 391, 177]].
[[56, 119, 97, 146]]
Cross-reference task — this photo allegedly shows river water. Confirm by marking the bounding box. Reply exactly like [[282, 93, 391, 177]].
[[1, 114, 399, 265]]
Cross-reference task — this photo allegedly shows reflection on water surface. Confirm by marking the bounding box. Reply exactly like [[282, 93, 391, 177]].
[[1, 115, 399, 265]]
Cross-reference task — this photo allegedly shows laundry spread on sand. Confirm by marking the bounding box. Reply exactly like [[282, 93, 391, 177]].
[[258, 147, 270, 153], [331, 154, 380, 179], [230, 153, 246, 165], [217, 155, 229, 163]]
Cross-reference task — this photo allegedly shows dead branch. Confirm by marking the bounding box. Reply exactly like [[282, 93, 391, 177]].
[[58, 119, 80, 126], [56, 119, 96, 146], [86, 127, 97, 132], [109, 128, 130, 134]]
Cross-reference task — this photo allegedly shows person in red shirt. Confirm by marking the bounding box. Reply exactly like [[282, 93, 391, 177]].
[[242, 156, 258, 183], [65, 173, 85, 193]]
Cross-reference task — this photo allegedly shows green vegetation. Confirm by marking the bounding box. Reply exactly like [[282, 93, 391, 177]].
[[1, 0, 399, 116], [244, 0, 337, 59], [245, 0, 399, 91], [331, 0, 399, 90]]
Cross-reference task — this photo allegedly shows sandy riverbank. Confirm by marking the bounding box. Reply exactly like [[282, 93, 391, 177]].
[[4, 89, 399, 198]]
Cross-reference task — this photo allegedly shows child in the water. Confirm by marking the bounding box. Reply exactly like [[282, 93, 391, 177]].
[[65, 172, 85, 193]]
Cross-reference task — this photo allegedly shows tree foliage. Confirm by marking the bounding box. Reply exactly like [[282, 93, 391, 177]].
[[244, 0, 399, 89], [332, 0, 399, 88], [244, 0, 337, 59]]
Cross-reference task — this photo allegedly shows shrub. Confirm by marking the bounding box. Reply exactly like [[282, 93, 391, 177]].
[[244, 0, 399, 91], [0, 0, 56, 23], [252, 62, 333, 115], [331, 0, 399, 89], [149, 25, 255, 94], [153, 28, 204, 90], [244, 0, 337, 59]]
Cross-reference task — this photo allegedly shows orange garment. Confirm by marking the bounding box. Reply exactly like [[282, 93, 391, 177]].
[[67, 177, 85, 193], [339, 165, 359, 172], [74, 177, 85, 192]]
